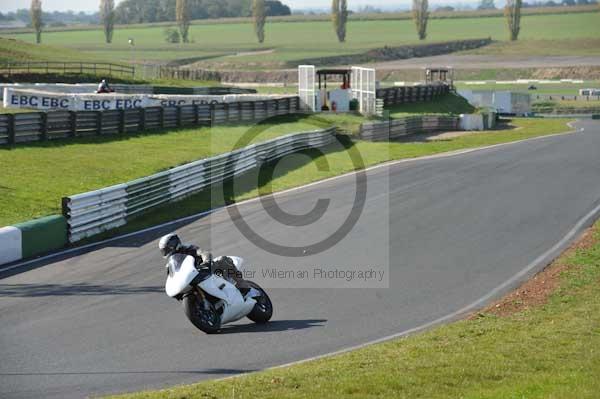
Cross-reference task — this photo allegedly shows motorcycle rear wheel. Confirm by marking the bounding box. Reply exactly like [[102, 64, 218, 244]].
[[246, 281, 273, 324], [182, 290, 221, 334]]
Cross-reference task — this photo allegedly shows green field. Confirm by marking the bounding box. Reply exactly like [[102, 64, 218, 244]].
[[2, 12, 598, 67], [455, 82, 600, 95], [108, 217, 600, 399]]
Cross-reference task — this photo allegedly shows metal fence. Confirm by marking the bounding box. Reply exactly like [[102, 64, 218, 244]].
[[62, 127, 337, 242], [376, 84, 451, 107], [532, 94, 600, 102], [0, 62, 136, 78], [0, 97, 301, 145], [360, 115, 460, 141]]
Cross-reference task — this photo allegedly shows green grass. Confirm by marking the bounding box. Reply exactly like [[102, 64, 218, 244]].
[[0, 116, 334, 227], [2, 13, 598, 66], [0, 37, 101, 63], [456, 81, 600, 96], [110, 117, 572, 236], [107, 217, 600, 399], [533, 100, 600, 114]]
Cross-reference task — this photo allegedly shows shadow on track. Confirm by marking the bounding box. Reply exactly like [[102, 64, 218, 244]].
[[0, 368, 254, 377], [0, 283, 163, 297], [219, 319, 327, 334]]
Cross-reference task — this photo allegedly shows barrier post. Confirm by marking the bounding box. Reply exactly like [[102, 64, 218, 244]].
[[40, 112, 48, 141], [96, 111, 103, 135], [210, 103, 216, 127], [118, 110, 126, 134], [193, 104, 199, 125], [159, 107, 165, 129], [7, 114, 15, 145], [140, 108, 146, 131], [176, 106, 182, 127], [69, 111, 77, 138]]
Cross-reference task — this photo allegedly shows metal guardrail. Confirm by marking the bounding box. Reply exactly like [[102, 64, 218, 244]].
[[360, 115, 460, 141], [0, 62, 135, 78], [61, 127, 337, 242], [0, 97, 301, 145]]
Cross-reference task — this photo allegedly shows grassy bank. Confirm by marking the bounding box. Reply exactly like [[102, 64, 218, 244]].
[[0, 116, 334, 226], [107, 218, 600, 399]]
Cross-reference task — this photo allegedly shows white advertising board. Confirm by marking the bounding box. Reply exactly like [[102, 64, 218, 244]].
[[3, 88, 295, 111]]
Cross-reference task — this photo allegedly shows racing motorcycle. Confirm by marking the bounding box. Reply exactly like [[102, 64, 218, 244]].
[[165, 255, 273, 334]]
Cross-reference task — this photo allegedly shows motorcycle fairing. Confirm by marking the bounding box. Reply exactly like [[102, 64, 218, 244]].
[[199, 275, 256, 324], [165, 254, 199, 298]]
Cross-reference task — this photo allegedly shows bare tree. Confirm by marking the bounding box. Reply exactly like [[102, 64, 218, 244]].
[[30, 0, 43, 44], [505, 0, 522, 41], [331, 0, 348, 43], [412, 0, 429, 40], [100, 0, 115, 44], [253, 0, 266, 43], [176, 0, 190, 43]]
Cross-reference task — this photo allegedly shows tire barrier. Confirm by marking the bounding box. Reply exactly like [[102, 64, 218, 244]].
[[376, 84, 451, 107], [62, 127, 336, 243], [0, 97, 301, 145], [0, 215, 67, 265]]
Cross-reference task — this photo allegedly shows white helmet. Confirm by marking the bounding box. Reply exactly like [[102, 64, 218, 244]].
[[158, 233, 181, 258]]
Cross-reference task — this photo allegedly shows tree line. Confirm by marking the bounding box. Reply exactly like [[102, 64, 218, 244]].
[[27, 0, 596, 46], [114, 0, 290, 24]]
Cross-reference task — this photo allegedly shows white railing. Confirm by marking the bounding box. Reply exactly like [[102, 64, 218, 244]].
[[62, 128, 337, 242]]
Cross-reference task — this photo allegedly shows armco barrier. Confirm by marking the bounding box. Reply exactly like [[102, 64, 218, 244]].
[[0, 215, 67, 265], [359, 115, 460, 141], [62, 127, 336, 243]]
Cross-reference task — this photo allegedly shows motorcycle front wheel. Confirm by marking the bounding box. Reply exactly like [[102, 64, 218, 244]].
[[246, 281, 273, 324], [182, 290, 221, 334]]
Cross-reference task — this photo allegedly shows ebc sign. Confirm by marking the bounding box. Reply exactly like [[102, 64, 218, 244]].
[[82, 98, 144, 111], [8, 93, 71, 110]]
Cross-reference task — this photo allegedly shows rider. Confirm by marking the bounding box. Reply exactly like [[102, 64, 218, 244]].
[[158, 233, 249, 289], [97, 79, 113, 94]]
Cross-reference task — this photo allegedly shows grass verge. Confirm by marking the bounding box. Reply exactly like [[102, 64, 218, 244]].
[[106, 212, 600, 399], [0, 115, 333, 226]]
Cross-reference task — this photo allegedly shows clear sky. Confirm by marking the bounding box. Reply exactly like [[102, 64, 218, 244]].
[[0, 0, 466, 13]]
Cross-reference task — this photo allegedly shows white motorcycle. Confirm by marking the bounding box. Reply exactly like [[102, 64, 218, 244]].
[[165, 254, 273, 334]]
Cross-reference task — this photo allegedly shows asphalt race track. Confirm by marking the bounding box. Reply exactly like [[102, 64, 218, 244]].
[[1, 120, 599, 399]]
